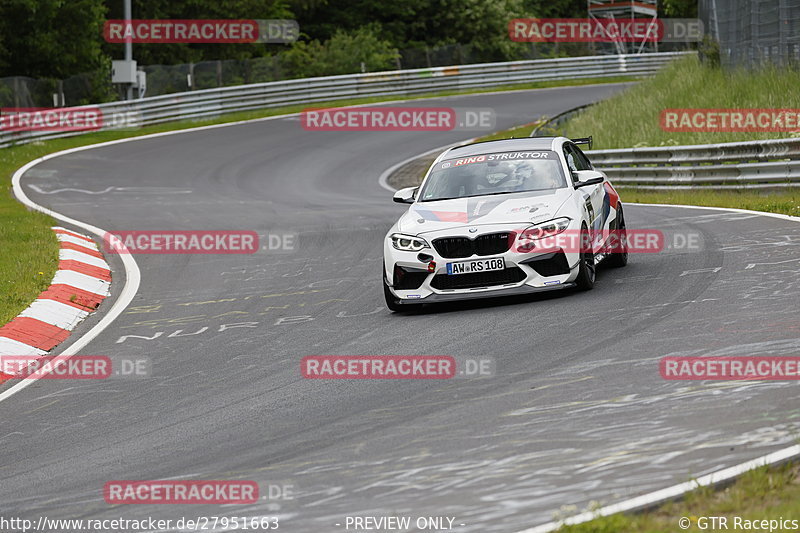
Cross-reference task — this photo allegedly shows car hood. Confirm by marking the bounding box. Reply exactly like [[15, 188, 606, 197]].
[[397, 189, 574, 236]]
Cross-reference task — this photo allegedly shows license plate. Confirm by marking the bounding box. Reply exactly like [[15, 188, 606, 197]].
[[446, 257, 505, 275]]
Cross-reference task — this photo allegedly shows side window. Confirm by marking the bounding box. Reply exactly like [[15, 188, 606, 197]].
[[563, 145, 579, 174], [567, 152, 577, 172], [565, 143, 591, 171], [573, 145, 593, 170]]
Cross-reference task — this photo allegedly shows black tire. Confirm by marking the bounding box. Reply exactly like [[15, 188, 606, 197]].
[[575, 224, 596, 290], [383, 279, 403, 312], [606, 206, 629, 268]]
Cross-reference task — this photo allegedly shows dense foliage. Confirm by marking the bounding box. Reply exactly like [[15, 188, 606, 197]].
[[0, 0, 698, 79]]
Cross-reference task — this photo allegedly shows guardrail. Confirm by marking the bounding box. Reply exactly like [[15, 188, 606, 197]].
[[587, 138, 800, 189], [532, 102, 800, 189], [0, 51, 690, 150]]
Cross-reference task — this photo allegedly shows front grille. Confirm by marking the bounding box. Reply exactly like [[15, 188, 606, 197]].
[[433, 232, 513, 259], [522, 251, 571, 277], [431, 267, 526, 290]]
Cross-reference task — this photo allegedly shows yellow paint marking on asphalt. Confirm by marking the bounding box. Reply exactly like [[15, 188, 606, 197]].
[[24, 399, 61, 415]]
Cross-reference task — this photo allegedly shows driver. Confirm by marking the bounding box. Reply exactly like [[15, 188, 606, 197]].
[[476, 161, 515, 190], [512, 162, 534, 189], [515, 161, 561, 189]]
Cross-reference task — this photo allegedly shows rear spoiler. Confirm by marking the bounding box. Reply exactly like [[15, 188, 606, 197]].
[[571, 136, 593, 150]]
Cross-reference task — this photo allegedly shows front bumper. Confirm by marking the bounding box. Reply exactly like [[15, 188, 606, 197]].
[[390, 281, 577, 305], [383, 232, 581, 304]]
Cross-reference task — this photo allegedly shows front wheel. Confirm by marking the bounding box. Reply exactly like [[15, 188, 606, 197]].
[[575, 225, 596, 290], [606, 207, 628, 268], [383, 280, 403, 312]]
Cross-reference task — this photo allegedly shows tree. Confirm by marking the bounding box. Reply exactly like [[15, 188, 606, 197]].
[[662, 0, 698, 18], [0, 0, 107, 78], [282, 25, 398, 77], [102, 0, 293, 65], [295, 0, 531, 63]]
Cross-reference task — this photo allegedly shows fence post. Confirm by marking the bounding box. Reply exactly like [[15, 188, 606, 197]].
[[779, 0, 788, 66], [13, 77, 20, 108], [56, 79, 65, 107]]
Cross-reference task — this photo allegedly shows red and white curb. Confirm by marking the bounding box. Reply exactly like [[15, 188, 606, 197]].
[[0, 226, 110, 383]]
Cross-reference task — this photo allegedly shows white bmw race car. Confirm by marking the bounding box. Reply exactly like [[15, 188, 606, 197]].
[[383, 136, 628, 311]]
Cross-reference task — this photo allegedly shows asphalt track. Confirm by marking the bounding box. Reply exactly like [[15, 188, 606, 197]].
[[3, 83, 800, 532]]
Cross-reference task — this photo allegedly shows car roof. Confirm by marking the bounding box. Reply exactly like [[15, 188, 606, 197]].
[[440, 137, 563, 160]]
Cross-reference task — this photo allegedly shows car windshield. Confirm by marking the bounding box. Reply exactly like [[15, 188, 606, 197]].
[[418, 150, 567, 201]]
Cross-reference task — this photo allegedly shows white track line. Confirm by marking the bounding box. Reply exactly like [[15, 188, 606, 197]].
[[1, 106, 331, 402], [378, 140, 478, 192], [377, 146, 800, 531], [631, 201, 800, 222], [518, 444, 800, 532], [5, 92, 798, 527]]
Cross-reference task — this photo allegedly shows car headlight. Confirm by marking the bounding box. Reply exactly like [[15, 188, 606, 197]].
[[390, 233, 430, 252], [515, 217, 571, 253]]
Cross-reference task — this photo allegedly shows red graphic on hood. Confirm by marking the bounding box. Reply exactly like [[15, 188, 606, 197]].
[[413, 208, 467, 223]]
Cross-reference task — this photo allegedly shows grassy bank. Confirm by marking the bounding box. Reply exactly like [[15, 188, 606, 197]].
[[619, 188, 800, 217], [0, 200, 59, 326], [0, 75, 640, 326], [560, 55, 800, 149], [471, 131, 800, 217], [471, 57, 800, 218], [560, 462, 800, 532]]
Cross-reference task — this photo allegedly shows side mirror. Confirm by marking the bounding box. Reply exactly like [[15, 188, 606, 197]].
[[393, 186, 418, 204], [573, 170, 605, 189]]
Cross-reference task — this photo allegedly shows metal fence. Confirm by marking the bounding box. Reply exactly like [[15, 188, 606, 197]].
[[0, 51, 689, 149], [532, 99, 800, 189], [700, 0, 800, 68], [587, 138, 800, 188], [0, 43, 607, 106], [0, 72, 110, 108]]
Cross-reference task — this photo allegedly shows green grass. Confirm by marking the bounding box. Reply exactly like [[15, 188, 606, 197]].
[[559, 462, 800, 532], [472, 123, 800, 218], [560, 55, 800, 149], [0, 203, 59, 326], [476, 120, 542, 142], [471, 58, 800, 219], [461, 63, 800, 528], [0, 75, 641, 326], [618, 187, 800, 217]]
